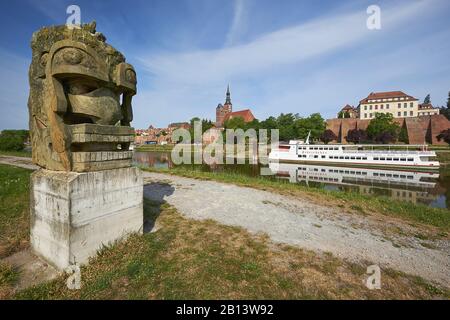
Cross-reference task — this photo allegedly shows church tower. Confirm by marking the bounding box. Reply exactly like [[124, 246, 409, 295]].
[[216, 85, 233, 127]]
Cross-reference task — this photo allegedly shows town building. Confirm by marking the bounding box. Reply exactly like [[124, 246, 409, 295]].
[[337, 104, 358, 118], [358, 91, 420, 119], [215, 85, 255, 127], [418, 103, 440, 116]]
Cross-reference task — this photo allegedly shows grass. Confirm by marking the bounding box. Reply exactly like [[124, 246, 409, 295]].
[[135, 144, 175, 152], [0, 165, 447, 299], [0, 164, 32, 259], [11, 199, 449, 300], [142, 166, 450, 233], [0, 262, 20, 299], [0, 150, 31, 158]]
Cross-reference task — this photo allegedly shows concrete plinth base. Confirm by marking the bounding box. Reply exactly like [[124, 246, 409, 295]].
[[30, 167, 143, 270]]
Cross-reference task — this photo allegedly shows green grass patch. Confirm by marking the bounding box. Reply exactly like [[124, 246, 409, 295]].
[[0, 164, 32, 258], [142, 166, 450, 232], [13, 201, 449, 300]]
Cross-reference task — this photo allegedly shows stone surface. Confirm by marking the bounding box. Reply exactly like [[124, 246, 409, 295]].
[[30, 167, 143, 270], [28, 22, 137, 172]]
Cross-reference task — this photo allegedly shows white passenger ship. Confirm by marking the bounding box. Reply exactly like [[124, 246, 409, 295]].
[[268, 133, 440, 170]]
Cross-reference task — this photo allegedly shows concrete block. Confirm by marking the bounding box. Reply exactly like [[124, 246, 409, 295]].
[[30, 167, 143, 270]]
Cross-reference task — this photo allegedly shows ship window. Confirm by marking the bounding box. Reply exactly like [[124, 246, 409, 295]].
[[393, 174, 399, 178], [400, 175, 406, 178], [362, 172, 367, 175], [380, 157, 385, 160], [362, 157, 367, 160], [356, 157, 361, 160], [400, 158, 406, 161], [321, 155, 325, 159], [380, 173, 385, 177], [386, 174, 392, 177], [374, 173, 379, 176], [394, 158, 399, 161], [314, 155, 318, 158], [319, 147, 323, 150], [351, 157, 355, 160], [407, 158, 413, 161], [374, 157, 379, 160], [407, 176, 413, 179], [345, 156, 350, 160], [387, 158, 392, 161], [339, 156, 344, 159]]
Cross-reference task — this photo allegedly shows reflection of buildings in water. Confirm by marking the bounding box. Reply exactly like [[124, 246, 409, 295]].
[[269, 163, 440, 205], [133, 152, 175, 169]]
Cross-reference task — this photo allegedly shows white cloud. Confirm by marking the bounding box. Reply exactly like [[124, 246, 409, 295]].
[[131, 0, 445, 128], [225, 0, 246, 47]]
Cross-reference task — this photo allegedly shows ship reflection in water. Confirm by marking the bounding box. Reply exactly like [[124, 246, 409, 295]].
[[269, 162, 442, 206], [133, 151, 448, 209]]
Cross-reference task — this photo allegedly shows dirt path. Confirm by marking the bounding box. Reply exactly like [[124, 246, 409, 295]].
[[0, 155, 38, 170], [143, 171, 450, 287]]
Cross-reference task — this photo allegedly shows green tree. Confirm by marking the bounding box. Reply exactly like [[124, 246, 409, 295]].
[[276, 113, 297, 141], [398, 124, 409, 144], [366, 113, 400, 143], [223, 117, 246, 130], [440, 91, 450, 120], [0, 130, 29, 151], [423, 94, 431, 104], [294, 113, 326, 141]]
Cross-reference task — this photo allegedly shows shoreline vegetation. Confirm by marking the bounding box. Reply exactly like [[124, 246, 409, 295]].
[[0, 164, 448, 299]]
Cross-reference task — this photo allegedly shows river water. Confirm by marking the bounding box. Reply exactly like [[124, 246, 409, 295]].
[[133, 151, 450, 210]]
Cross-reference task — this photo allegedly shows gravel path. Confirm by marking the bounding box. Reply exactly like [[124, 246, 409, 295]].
[[0, 155, 38, 170], [143, 171, 450, 287]]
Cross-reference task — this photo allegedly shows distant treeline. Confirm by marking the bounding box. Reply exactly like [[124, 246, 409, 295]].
[[0, 130, 29, 151]]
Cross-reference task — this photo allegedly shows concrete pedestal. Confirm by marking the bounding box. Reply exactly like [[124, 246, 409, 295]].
[[30, 167, 143, 270]]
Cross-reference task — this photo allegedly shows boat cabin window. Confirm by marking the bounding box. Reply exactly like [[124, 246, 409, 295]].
[[407, 158, 413, 161], [362, 157, 367, 160], [387, 158, 392, 161], [374, 157, 379, 160]]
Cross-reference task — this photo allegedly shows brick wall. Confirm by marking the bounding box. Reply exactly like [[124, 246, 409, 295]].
[[326, 115, 450, 145]]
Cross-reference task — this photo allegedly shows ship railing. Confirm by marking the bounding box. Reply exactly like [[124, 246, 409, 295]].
[[341, 150, 435, 155]]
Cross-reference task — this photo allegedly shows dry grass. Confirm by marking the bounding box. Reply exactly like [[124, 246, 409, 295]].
[[13, 199, 449, 300]]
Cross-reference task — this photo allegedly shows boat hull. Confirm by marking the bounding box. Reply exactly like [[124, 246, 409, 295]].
[[268, 158, 440, 171]]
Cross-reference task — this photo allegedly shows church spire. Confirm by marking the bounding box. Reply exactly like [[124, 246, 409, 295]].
[[225, 84, 232, 105]]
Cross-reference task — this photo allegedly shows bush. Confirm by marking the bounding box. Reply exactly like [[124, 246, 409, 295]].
[[0, 130, 29, 151]]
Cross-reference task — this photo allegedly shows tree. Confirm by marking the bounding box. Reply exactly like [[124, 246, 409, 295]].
[[423, 94, 431, 104], [346, 129, 367, 144], [437, 129, 450, 144], [448, 91, 450, 109], [398, 124, 409, 144], [0, 130, 29, 151], [294, 113, 326, 141], [276, 113, 297, 141], [366, 113, 400, 143], [440, 91, 450, 120], [320, 129, 337, 144]]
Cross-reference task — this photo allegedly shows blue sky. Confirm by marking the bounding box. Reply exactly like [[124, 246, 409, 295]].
[[0, 0, 449, 130]]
